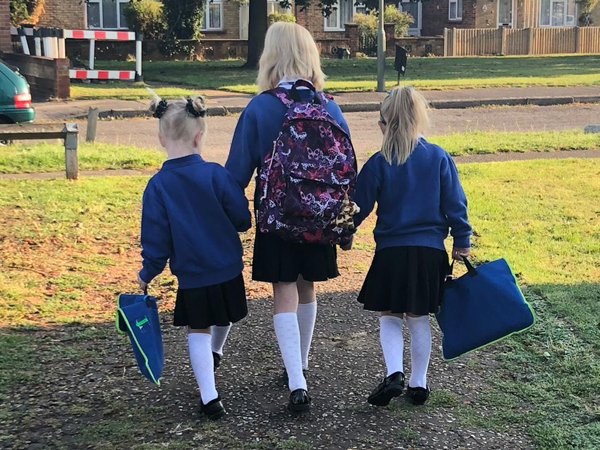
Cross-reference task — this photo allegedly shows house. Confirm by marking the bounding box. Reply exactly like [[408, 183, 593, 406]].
[[14, 0, 600, 41], [0, 0, 10, 52]]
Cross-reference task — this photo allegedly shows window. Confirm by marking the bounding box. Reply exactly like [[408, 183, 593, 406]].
[[203, 0, 223, 30], [267, 0, 291, 15], [324, 0, 355, 31], [448, 0, 462, 20], [540, 0, 577, 26], [87, 0, 129, 29], [400, 0, 422, 35]]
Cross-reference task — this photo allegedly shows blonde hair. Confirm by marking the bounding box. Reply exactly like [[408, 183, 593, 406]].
[[380, 86, 430, 165], [257, 22, 326, 92], [148, 90, 207, 143]]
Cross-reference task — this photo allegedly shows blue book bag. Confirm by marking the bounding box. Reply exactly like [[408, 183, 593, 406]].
[[436, 258, 535, 361], [116, 293, 163, 385]]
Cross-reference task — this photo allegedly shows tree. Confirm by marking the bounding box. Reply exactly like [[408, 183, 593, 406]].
[[244, 0, 393, 68]]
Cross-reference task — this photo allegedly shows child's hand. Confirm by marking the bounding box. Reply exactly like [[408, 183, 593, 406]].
[[137, 273, 148, 292], [340, 235, 353, 251], [452, 247, 471, 261]]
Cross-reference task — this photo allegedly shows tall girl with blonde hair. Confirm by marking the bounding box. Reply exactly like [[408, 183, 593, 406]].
[[226, 22, 351, 413], [352, 86, 472, 407]]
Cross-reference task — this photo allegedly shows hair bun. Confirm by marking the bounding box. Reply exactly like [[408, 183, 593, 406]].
[[186, 95, 207, 118], [149, 98, 169, 119]]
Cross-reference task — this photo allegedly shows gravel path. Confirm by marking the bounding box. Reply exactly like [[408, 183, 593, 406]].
[[1, 289, 533, 449]]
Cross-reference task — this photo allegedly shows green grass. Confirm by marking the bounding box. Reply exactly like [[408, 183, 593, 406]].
[[0, 142, 164, 173], [429, 130, 600, 156], [90, 54, 600, 94], [70, 82, 198, 100], [1, 158, 600, 447]]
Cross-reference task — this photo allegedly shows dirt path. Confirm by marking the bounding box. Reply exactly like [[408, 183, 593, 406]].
[[1, 290, 532, 450]]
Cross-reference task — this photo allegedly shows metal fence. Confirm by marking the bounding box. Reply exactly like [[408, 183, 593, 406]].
[[444, 27, 600, 56], [358, 32, 377, 57]]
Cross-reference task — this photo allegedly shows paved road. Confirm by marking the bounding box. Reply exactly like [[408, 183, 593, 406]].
[[94, 103, 600, 165]]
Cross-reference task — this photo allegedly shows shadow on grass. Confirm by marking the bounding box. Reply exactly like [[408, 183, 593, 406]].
[[1, 283, 599, 449]]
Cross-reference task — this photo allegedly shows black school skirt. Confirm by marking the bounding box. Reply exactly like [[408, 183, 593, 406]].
[[173, 274, 248, 329], [252, 231, 339, 283], [358, 246, 450, 315]]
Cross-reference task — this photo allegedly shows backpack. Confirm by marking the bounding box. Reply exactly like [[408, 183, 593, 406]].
[[256, 80, 358, 245]]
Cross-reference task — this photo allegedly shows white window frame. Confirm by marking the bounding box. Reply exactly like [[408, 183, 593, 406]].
[[399, 0, 422, 36], [202, 0, 224, 31], [539, 0, 577, 27], [267, 0, 292, 15], [448, 0, 462, 21], [324, 0, 358, 32], [86, 0, 130, 30]]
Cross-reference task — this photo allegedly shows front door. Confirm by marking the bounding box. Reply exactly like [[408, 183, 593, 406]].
[[498, 0, 513, 27]]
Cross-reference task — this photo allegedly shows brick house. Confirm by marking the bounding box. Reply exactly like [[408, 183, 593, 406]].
[[0, 0, 11, 52], [17, 0, 600, 39]]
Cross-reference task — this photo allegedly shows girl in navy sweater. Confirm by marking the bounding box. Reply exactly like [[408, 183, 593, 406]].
[[138, 94, 251, 420], [226, 22, 350, 413], [353, 86, 472, 407]]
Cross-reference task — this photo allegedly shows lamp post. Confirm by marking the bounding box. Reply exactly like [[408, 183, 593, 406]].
[[376, 0, 386, 92]]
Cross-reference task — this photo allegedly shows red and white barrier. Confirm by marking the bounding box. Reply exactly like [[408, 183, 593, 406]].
[[70, 70, 135, 80], [63, 30, 136, 41], [11, 27, 143, 81]]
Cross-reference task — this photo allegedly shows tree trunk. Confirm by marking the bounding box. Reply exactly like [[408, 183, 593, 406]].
[[245, 0, 268, 69]]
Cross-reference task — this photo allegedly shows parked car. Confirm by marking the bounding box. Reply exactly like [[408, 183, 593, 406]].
[[0, 60, 35, 124]]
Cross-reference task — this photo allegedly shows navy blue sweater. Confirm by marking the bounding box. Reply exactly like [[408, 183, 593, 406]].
[[139, 154, 251, 289], [225, 91, 350, 193], [354, 138, 472, 252]]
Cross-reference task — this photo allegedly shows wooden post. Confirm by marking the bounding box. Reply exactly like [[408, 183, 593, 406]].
[[528, 28, 534, 55], [443, 28, 449, 57], [64, 123, 79, 180], [501, 27, 508, 55], [452, 28, 457, 56], [575, 27, 581, 53], [86, 107, 99, 142]]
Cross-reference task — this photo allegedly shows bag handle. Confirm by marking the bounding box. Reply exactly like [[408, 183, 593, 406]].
[[290, 80, 321, 105], [447, 257, 478, 279]]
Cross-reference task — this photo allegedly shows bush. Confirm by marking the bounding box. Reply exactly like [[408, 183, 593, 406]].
[[123, 0, 167, 40], [353, 6, 412, 38], [9, 0, 44, 26], [384, 5, 413, 37], [268, 12, 296, 26]]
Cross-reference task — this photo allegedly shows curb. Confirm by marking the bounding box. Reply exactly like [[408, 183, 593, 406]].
[[67, 95, 600, 120]]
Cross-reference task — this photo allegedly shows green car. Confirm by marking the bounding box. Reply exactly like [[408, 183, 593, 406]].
[[0, 60, 35, 124]]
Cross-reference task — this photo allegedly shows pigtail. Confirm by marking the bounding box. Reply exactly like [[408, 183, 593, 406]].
[[147, 87, 169, 119], [186, 95, 207, 118]]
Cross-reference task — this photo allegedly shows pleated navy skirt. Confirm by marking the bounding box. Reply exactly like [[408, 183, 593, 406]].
[[252, 231, 339, 283], [173, 273, 247, 329], [358, 246, 450, 315]]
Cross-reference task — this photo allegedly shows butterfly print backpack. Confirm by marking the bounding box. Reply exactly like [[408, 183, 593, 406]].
[[257, 80, 359, 245]]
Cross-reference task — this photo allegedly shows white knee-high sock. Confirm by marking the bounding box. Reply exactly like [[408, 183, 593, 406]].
[[297, 302, 317, 370], [405, 315, 432, 388], [273, 312, 307, 392], [211, 324, 231, 356], [188, 333, 219, 404], [379, 315, 404, 377]]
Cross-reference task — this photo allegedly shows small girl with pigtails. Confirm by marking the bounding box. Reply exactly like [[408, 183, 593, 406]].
[[137, 92, 251, 420]]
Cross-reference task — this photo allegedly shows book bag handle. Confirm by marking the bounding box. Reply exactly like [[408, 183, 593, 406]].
[[290, 80, 321, 105]]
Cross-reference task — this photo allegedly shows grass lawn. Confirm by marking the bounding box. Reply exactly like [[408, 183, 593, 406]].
[[86, 54, 600, 96], [1, 157, 599, 448], [1, 130, 598, 175], [70, 82, 197, 101], [0, 142, 164, 173], [429, 130, 600, 156]]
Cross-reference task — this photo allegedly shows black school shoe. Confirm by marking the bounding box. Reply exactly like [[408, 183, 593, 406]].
[[288, 389, 311, 413], [406, 386, 430, 406], [201, 396, 226, 420], [213, 352, 221, 371], [367, 371, 405, 407]]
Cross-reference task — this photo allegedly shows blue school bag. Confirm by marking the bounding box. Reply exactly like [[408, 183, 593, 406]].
[[116, 293, 163, 385], [435, 258, 535, 361]]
